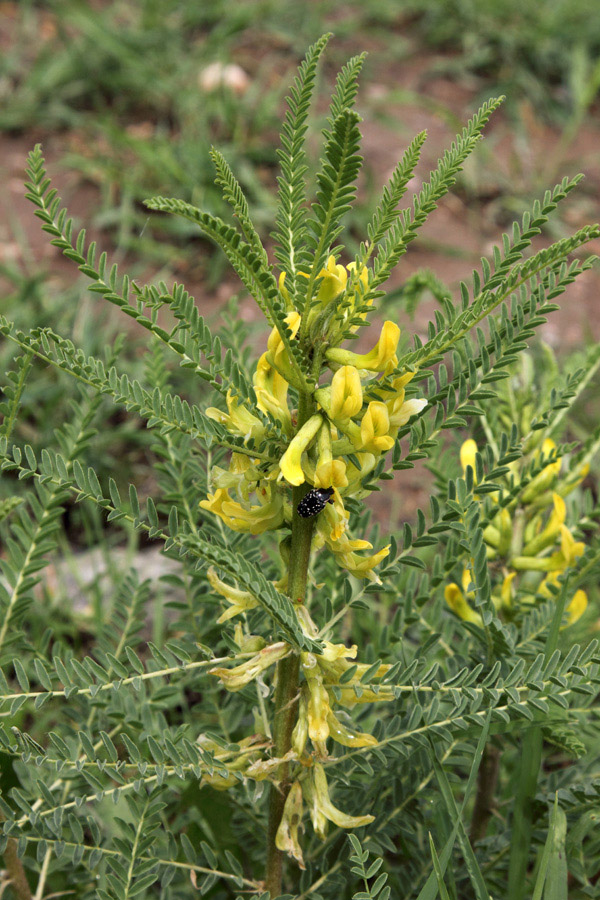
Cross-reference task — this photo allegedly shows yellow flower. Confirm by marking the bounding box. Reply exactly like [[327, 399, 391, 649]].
[[444, 583, 482, 625], [460, 439, 478, 475], [207, 567, 259, 623], [313, 421, 348, 489], [206, 390, 264, 441], [279, 414, 324, 486], [211, 454, 258, 501], [266, 311, 302, 382], [558, 524, 585, 565], [337, 543, 391, 582], [389, 397, 427, 429], [521, 438, 562, 503], [567, 589, 587, 624], [500, 572, 516, 608], [201, 486, 284, 534], [253, 352, 290, 427], [320, 491, 350, 542], [523, 493, 566, 556], [329, 365, 363, 419], [315, 457, 348, 489], [360, 401, 395, 453], [530, 524, 586, 572], [326, 321, 401, 374], [315, 255, 348, 306], [199, 488, 238, 530]]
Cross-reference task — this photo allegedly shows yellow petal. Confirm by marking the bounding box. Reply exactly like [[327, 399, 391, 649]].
[[460, 439, 478, 475], [330, 366, 363, 419], [279, 414, 323, 486], [567, 589, 587, 625], [360, 401, 395, 453], [444, 584, 482, 625]]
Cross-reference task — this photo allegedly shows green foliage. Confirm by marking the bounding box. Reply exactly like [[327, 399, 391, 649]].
[[404, 0, 600, 120], [0, 35, 599, 900]]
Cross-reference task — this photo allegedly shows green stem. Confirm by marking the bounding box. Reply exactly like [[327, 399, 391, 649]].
[[506, 578, 569, 900], [265, 392, 316, 897], [469, 742, 501, 844]]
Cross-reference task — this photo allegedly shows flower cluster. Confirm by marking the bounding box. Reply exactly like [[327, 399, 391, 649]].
[[208, 606, 393, 866], [445, 438, 590, 627], [201, 256, 426, 581]]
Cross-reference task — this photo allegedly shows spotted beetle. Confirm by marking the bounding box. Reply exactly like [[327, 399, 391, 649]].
[[297, 487, 335, 518]]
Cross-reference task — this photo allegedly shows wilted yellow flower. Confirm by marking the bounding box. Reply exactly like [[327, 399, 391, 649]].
[[360, 401, 395, 453], [276, 781, 305, 869], [305, 764, 375, 837], [207, 567, 259, 623], [326, 709, 378, 747], [327, 321, 401, 374], [279, 414, 324, 486], [210, 642, 289, 691], [292, 690, 309, 757], [320, 641, 357, 662], [302, 652, 331, 742]]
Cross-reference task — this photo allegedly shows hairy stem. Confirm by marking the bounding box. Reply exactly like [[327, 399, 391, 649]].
[[265, 392, 316, 897], [469, 743, 501, 844]]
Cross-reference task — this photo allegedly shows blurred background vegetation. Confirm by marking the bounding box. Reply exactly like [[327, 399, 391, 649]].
[[1, 0, 599, 524]]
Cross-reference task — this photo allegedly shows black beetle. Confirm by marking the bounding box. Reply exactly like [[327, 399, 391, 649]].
[[297, 487, 335, 518]]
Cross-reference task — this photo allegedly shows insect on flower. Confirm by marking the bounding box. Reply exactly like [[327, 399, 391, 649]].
[[297, 487, 335, 518]]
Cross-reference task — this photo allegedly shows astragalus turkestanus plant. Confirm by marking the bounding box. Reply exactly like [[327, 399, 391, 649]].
[[1, 33, 600, 900]]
